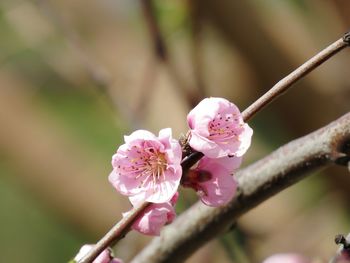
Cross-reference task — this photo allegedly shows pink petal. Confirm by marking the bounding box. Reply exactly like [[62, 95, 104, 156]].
[[263, 253, 310, 263], [187, 97, 253, 159], [143, 168, 182, 203], [108, 170, 143, 196], [74, 245, 123, 263], [198, 163, 237, 207], [235, 123, 253, 157], [189, 131, 220, 158], [170, 191, 179, 205], [131, 202, 176, 236], [124, 130, 157, 144], [187, 97, 219, 129]]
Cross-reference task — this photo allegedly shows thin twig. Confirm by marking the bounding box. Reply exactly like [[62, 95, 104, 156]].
[[78, 33, 349, 263], [78, 202, 150, 263], [78, 153, 203, 263], [242, 35, 349, 122], [132, 112, 350, 263]]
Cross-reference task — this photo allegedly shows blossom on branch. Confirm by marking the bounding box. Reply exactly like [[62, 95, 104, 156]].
[[126, 192, 178, 236], [74, 245, 123, 263], [182, 157, 240, 207], [109, 128, 182, 203], [187, 97, 253, 158]]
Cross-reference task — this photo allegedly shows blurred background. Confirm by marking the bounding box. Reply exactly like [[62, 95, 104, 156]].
[[0, 0, 350, 262]]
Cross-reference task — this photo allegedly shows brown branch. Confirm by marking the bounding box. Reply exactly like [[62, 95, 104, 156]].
[[78, 202, 150, 263], [141, 0, 168, 61], [78, 152, 204, 263], [242, 35, 349, 122], [78, 32, 349, 263], [131, 112, 350, 263]]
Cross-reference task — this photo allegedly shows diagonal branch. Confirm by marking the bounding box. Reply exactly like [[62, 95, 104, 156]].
[[131, 112, 350, 263], [78, 32, 349, 263]]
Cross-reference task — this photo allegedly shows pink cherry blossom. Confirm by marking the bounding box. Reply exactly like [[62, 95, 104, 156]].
[[183, 157, 239, 207], [187, 97, 253, 158], [74, 245, 123, 263], [109, 128, 182, 203], [125, 193, 178, 236], [263, 253, 310, 263]]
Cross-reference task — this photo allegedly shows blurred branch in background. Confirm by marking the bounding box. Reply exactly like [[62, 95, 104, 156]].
[[33, 0, 140, 129], [0, 73, 127, 236], [138, 0, 202, 113]]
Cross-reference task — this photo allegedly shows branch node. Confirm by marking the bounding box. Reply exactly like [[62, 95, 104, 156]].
[[343, 31, 350, 46], [335, 234, 350, 249]]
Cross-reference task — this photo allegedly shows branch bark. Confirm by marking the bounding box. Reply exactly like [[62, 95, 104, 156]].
[[131, 112, 350, 263]]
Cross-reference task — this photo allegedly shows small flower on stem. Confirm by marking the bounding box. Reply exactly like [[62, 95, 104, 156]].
[[125, 192, 179, 236], [109, 128, 182, 203], [74, 245, 123, 263], [182, 157, 241, 207], [187, 97, 253, 158]]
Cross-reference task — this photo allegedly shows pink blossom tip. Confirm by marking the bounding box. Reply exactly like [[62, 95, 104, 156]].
[[187, 97, 253, 158], [182, 157, 239, 207], [74, 245, 123, 263], [126, 192, 178, 236]]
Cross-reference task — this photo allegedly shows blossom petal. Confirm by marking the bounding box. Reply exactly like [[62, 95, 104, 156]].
[[189, 131, 220, 158], [143, 168, 182, 203], [126, 200, 177, 236], [235, 123, 253, 157], [198, 163, 237, 207], [187, 97, 253, 158], [74, 245, 123, 263], [108, 170, 143, 196], [124, 130, 157, 144]]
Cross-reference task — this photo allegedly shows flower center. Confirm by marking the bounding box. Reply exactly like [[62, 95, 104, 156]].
[[208, 113, 239, 141], [120, 146, 168, 188], [148, 150, 167, 180]]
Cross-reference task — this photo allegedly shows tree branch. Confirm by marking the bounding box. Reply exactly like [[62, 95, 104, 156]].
[[242, 35, 348, 122], [78, 32, 349, 262], [131, 112, 350, 263]]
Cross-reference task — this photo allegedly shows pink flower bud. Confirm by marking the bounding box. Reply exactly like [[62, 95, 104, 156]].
[[125, 193, 178, 236], [183, 156, 240, 207], [74, 245, 123, 263], [109, 128, 182, 203], [187, 97, 253, 158]]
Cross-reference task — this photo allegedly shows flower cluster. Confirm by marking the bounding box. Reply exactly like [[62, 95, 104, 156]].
[[109, 97, 252, 236]]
